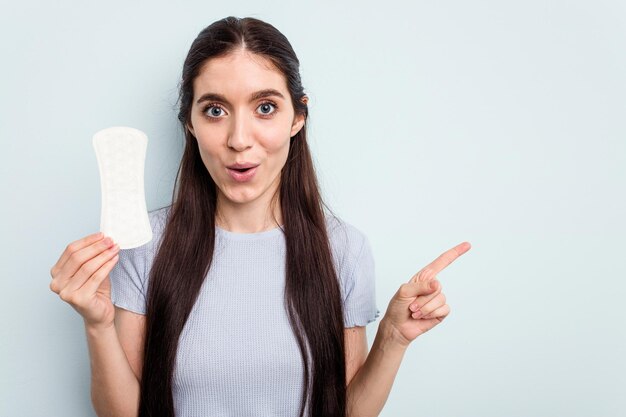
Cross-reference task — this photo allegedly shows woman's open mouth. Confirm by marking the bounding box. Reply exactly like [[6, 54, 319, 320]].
[[226, 165, 258, 182]]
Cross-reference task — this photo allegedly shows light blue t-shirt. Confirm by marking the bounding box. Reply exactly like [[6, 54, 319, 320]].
[[109, 205, 380, 417]]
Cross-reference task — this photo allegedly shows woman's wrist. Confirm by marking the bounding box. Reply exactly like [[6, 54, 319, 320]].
[[379, 316, 412, 351], [84, 319, 116, 337]]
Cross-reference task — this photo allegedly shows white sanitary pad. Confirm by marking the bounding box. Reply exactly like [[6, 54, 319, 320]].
[[93, 126, 153, 249]]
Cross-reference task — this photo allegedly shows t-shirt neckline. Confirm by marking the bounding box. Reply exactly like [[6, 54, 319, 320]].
[[215, 224, 285, 240]]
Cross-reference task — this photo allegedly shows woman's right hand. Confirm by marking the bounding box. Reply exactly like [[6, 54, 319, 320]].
[[49, 232, 120, 331]]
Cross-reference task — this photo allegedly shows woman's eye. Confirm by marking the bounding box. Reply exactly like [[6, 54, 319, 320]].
[[257, 102, 277, 116], [204, 105, 224, 118]]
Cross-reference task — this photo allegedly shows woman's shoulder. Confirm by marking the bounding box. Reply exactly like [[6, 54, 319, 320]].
[[324, 213, 370, 263], [133, 205, 171, 253], [148, 205, 171, 231]]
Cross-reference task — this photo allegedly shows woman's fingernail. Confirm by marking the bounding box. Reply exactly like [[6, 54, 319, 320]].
[[413, 310, 422, 319], [410, 304, 418, 312]]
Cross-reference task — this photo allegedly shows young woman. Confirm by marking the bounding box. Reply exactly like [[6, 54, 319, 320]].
[[49, 16, 470, 417]]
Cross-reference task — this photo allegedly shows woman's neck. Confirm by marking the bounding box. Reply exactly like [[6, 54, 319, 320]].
[[215, 193, 282, 233]]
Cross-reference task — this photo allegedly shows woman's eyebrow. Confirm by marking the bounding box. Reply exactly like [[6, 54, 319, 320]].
[[196, 88, 285, 105]]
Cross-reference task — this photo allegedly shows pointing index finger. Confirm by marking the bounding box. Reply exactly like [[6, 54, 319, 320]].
[[425, 241, 471, 275]]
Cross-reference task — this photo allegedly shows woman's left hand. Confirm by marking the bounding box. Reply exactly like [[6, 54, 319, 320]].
[[382, 242, 471, 347]]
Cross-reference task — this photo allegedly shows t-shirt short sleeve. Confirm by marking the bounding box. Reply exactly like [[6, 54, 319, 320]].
[[328, 217, 381, 328], [109, 243, 149, 315], [108, 207, 168, 315]]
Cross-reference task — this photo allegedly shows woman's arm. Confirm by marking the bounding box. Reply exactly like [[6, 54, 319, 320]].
[[86, 321, 141, 417], [346, 317, 409, 417], [345, 242, 471, 416], [347, 241, 471, 416]]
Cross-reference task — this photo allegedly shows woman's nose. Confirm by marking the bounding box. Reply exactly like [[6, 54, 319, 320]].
[[227, 116, 253, 151]]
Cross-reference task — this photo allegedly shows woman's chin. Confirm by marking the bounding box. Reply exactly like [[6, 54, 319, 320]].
[[220, 187, 259, 204]]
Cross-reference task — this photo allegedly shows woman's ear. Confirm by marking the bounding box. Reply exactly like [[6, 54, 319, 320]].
[[186, 122, 196, 138], [290, 113, 306, 138], [290, 95, 308, 138]]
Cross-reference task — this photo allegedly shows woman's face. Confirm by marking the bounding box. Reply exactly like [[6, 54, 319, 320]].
[[186, 49, 305, 208]]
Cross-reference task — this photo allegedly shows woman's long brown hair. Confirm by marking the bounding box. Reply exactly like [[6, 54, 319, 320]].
[[138, 16, 347, 417]]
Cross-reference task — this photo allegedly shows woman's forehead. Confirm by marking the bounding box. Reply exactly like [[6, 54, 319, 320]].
[[193, 51, 288, 102]]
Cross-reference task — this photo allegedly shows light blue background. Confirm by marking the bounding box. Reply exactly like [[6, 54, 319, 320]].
[[1, 1, 625, 416]]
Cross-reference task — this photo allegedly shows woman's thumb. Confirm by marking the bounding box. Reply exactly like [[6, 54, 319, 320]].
[[399, 279, 438, 298]]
